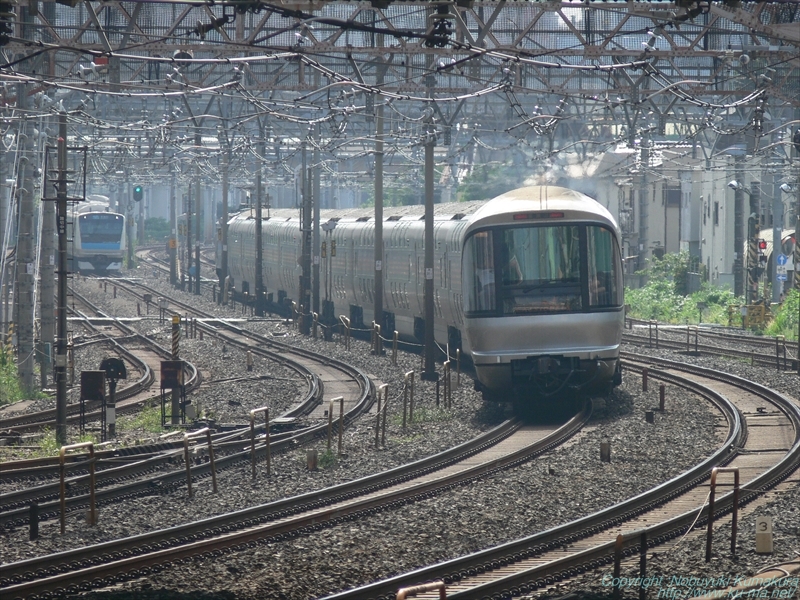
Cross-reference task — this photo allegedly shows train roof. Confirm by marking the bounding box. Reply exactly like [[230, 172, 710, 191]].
[[227, 200, 486, 225], [226, 186, 617, 232], [469, 186, 619, 233], [69, 201, 121, 216]]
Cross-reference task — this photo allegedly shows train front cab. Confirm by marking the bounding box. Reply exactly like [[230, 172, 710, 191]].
[[73, 212, 126, 273], [462, 216, 624, 399]]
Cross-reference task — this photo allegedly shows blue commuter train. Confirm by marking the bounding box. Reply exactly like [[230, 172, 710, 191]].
[[69, 195, 127, 274]]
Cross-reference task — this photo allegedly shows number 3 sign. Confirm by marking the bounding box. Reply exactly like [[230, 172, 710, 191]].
[[755, 516, 773, 554]]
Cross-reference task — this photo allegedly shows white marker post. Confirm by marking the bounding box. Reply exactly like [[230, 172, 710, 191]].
[[755, 516, 773, 554]]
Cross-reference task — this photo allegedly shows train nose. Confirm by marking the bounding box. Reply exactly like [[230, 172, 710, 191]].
[[514, 355, 578, 378]]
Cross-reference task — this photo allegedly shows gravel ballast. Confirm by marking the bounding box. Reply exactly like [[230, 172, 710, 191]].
[[1, 269, 797, 600]]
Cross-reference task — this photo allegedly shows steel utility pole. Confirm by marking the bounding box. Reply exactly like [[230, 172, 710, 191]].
[[734, 157, 744, 298], [218, 148, 229, 303], [299, 138, 311, 335], [773, 175, 783, 303], [254, 137, 264, 316], [373, 94, 384, 354], [126, 180, 134, 269], [312, 126, 321, 320], [186, 178, 193, 292], [138, 185, 145, 247], [794, 126, 800, 293], [54, 113, 69, 446], [0, 123, 9, 345], [637, 134, 650, 274], [747, 181, 761, 304], [169, 171, 177, 286], [422, 112, 437, 382], [194, 131, 201, 295]]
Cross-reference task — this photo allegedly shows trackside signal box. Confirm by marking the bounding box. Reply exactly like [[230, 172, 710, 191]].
[[161, 360, 184, 388], [160, 360, 187, 427], [80, 370, 106, 437]]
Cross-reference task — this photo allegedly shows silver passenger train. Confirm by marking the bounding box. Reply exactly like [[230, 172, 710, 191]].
[[223, 186, 624, 399]]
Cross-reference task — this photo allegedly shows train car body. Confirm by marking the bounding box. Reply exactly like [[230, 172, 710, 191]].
[[225, 186, 624, 399], [69, 196, 126, 274]]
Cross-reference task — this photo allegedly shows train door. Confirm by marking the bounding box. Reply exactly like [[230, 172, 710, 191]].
[[448, 221, 467, 326]]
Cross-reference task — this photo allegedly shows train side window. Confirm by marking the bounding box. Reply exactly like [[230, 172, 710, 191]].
[[587, 226, 621, 307], [463, 230, 496, 313]]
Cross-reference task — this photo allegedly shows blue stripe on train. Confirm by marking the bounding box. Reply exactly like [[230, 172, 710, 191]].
[[81, 243, 122, 250]]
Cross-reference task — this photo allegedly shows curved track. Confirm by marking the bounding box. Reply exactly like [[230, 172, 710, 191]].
[[0, 289, 198, 435], [317, 355, 800, 600], [0, 408, 590, 599], [0, 277, 372, 526], [624, 319, 799, 371]]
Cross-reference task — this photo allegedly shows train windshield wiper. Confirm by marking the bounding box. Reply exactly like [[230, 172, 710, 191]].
[[520, 281, 553, 293], [520, 280, 577, 293]]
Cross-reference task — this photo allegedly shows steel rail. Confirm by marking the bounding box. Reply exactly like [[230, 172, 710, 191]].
[[439, 356, 800, 600], [623, 331, 797, 371], [0, 294, 328, 510], [0, 281, 371, 525], [318, 360, 745, 600], [626, 318, 799, 356], [0, 364, 358, 527], [320, 355, 800, 600], [0, 336, 156, 432], [0, 288, 203, 432], [0, 413, 589, 597]]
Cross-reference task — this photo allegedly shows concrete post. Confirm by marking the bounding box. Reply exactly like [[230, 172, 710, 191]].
[[255, 137, 264, 315], [39, 123, 55, 389], [374, 91, 384, 354], [15, 85, 35, 394], [422, 114, 437, 382]]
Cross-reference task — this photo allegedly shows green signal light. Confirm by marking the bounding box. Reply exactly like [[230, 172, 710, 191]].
[[133, 185, 144, 201]]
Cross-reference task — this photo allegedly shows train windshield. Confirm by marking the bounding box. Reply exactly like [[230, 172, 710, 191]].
[[463, 224, 621, 315], [79, 214, 124, 246]]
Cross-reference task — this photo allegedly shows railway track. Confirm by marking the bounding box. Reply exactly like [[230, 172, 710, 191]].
[[316, 354, 800, 600], [623, 327, 799, 372], [6, 258, 796, 597], [104, 275, 368, 423], [625, 318, 799, 370], [0, 277, 372, 525], [0, 408, 590, 599], [0, 290, 198, 435]]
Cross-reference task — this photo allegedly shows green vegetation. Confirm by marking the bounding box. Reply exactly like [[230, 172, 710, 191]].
[[144, 217, 170, 245], [626, 251, 799, 340], [390, 405, 454, 428], [0, 347, 26, 405], [408, 406, 454, 424], [317, 449, 337, 469], [765, 289, 799, 341], [29, 429, 98, 458], [626, 251, 737, 325], [117, 401, 165, 434], [457, 163, 522, 202]]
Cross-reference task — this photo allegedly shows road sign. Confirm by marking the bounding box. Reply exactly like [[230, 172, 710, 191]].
[[777, 253, 789, 281]]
